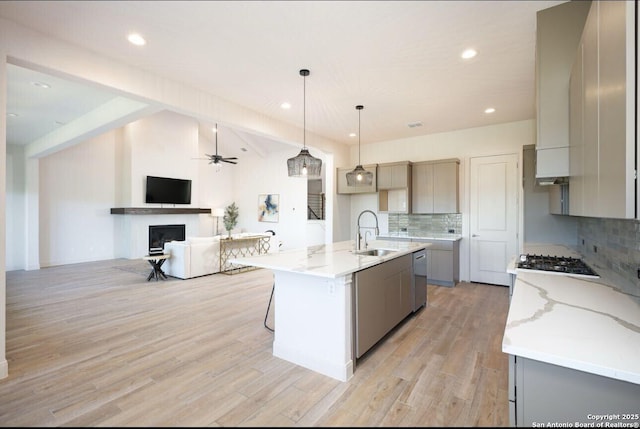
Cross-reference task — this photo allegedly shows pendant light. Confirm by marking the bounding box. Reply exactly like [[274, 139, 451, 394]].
[[346, 105, 373, 186], [287, 69, 322, 178]]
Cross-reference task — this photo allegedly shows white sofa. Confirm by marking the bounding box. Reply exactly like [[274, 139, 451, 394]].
[[163, 233, 274, 279]]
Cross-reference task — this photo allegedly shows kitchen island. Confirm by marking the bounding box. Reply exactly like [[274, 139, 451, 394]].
[[229, 239, 430, 381], [504, 244, 640, 426]]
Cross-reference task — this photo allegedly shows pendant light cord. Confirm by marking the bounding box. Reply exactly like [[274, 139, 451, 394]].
[[358, 107, 361, 164], [304, 73, 307, 150]]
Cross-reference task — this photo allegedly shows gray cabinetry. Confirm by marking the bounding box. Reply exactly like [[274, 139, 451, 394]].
[[354, 253, 412, 358], [509, 355, 640, 427], [412, 239, 459, 287], [378, 161, 412, 213], [569, 0, 636, 219], [535, 0, 591, 181], [377, 162, 410, 189], [336, 164, 377, 194], [412, 159, 460, 214]]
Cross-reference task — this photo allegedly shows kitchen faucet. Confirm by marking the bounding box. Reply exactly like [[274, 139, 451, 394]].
[[356, 209, 379, 251]]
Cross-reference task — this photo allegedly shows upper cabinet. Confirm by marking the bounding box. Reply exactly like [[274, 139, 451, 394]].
[[535, 0, 591, 182], [377, 162, 411, 189], [378, 161, 412, 213], [412, 159, 460, 214], [336, 164, 377, 194], [569, 0, 636, 219]]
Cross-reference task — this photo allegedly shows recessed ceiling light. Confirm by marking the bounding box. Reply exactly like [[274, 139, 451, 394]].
[[349, 132, 357, 138], [407, 121, 423, 128], [280, 102, 291, 109], [127, 33, 146, 46], [31, 81, 50, 89], [461, 48, 477, 59], [485, 107, 496, 114]]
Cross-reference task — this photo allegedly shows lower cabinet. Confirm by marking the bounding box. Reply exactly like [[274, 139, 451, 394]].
[[354, 253, 412, 358], [412, 239, 459, 287], [509, 355, 640, 427]]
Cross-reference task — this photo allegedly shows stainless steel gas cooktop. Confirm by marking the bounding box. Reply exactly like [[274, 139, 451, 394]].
[[516, 254, 599, 278]]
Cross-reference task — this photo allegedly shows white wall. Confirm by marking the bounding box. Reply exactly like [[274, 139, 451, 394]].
[[6, 110, 243, 266], [230, 147, 317, 251], [7, 108, 331, 266], [5, 144, 25, 271], [39, 130, 118, 266]]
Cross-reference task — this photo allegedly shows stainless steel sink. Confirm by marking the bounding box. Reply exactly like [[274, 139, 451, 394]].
[[354, 248, 397, 257]]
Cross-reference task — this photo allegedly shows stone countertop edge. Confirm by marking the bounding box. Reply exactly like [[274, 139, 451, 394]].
[[228, 239, 431, 279]]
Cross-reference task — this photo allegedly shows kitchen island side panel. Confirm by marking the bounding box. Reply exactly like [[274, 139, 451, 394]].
[[272, 270, 354, 382]]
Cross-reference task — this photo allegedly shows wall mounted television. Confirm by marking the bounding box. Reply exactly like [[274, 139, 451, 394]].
[[145, 175, 192, 205]]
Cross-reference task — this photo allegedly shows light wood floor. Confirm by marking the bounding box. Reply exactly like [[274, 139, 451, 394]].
[[0, 258, 510, 427]]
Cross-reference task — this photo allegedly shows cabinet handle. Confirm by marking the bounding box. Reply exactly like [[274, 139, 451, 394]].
[[415, 254, 425, 260]]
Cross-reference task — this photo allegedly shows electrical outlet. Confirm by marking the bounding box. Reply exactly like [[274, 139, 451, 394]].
[[593, 245, 597, 253], [637, 268, 640, 280], [582, 239, 585, 245], [448, 229, 455, 234]]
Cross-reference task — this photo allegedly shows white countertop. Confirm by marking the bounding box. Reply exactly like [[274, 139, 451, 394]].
[[503, 243, 640, 385], [229, 239, 430, 279], [377, 233, 462, 241]]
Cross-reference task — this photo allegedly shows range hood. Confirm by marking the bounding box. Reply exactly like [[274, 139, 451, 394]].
[[536, 176, 569, 186], [535, 147, 569, 186]]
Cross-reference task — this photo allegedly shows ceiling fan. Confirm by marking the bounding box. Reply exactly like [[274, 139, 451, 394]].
[[199, 123, 238, 165]]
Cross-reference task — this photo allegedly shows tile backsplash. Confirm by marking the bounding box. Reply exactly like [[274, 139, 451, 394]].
[[577, 216, 640, 295], [388, 213, 462, 236]]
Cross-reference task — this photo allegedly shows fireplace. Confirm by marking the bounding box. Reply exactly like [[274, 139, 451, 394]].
[[149, 224, 186, 255]]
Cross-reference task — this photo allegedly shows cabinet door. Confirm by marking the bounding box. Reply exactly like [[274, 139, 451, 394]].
[[412, 162, 434, 213], [390, 164, 409, 188], [433, 161, 459, 213], [430, 249, 453, 284], [597, 0, 634, 219], [569, 42, 584, 216], [582, 3, 599, 216], [378, 163, 410, 189], [377, 165, 393, 189], [355, 254, 412, 358]]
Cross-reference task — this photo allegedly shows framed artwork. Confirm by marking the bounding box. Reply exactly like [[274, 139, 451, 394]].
[[258, 194, 279, 222]]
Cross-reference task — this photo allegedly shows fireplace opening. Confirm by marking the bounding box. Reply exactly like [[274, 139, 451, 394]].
[[149, 224, 186, 255]]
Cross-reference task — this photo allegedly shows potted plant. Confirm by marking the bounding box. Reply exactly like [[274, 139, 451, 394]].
[[223, 202, 239, 238]]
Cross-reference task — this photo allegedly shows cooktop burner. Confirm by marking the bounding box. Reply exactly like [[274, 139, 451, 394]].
[[517, 254, 599, 277]]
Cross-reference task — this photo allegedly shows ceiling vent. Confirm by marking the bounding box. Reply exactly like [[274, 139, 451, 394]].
[[407, 121, 423, 128]]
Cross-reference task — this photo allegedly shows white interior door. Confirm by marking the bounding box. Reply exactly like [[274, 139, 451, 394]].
[[469, 154, 518, 286]]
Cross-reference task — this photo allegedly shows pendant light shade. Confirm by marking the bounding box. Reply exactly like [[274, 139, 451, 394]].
[[287, 69, 322, 178], [346, 105, 374, 186]]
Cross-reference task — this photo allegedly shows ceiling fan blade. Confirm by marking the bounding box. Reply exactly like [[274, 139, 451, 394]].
[[223, 157, 238, 160], [222, 159, 237, 164]]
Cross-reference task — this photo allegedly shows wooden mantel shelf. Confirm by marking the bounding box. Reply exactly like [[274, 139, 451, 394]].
[[110, 207, 211, 215]]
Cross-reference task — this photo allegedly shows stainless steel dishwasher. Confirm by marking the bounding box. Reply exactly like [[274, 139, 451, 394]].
[[412, 249, 427, 311]]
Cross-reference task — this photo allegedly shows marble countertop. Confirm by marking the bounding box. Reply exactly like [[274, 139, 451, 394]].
[[229, 239, 430, 279], [377, 233, 463, 241], [503, 243, 640, 385]]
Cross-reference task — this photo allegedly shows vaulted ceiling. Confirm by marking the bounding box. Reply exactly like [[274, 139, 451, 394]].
[[2, 0, 566, 154]]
